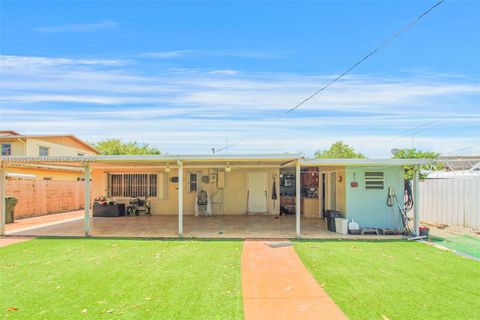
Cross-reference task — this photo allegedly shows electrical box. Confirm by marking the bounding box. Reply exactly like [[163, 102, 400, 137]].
[[217, 171, 225, 189]]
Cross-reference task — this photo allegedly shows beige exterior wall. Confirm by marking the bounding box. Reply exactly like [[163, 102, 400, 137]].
[[92, 167, 281, 216], [25, 138, 96, 157]]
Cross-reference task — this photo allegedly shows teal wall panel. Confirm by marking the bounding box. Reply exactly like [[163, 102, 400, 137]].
[[345, 167, 404, 230]]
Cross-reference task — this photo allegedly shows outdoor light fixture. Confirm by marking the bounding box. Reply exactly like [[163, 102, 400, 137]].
[[165, 164, 171, 173], [225, 162, 232, 172]]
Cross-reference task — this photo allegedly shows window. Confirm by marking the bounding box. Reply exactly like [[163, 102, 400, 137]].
[[109, 173, 157, 197], [77, 153, 85, 156], [188, 172, 198, 193], [39, 146, 49, 156], [43, 177, 52, 181], [365, 172, 384, 190], [1, 144, 11, 156]]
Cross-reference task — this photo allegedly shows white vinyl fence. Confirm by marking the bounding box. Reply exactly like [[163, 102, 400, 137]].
[[419, 177, 480, 230]]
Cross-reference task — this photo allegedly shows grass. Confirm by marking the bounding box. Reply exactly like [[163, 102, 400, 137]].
[[0, 239, 243, 319], [295, 241, 480, 320]]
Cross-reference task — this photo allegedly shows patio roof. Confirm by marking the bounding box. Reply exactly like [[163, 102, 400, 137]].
[[0, 154, 302, 169], [301, 158, 432, 166], [1, 154, 430, 169]]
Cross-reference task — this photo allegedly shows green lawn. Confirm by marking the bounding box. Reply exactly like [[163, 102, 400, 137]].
[[295, 241, 480, 320], [0, 239, 243, 320]]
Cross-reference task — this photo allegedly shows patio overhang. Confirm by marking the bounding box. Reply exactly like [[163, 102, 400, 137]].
[[301, 158, 431, 167], [0, 154, 302, 169]]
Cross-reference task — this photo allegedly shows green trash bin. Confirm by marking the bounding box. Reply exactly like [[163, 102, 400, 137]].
[[5, 197, 18, 224]]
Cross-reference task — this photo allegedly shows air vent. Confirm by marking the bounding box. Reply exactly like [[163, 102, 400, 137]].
[[365, 172, 384, 190]]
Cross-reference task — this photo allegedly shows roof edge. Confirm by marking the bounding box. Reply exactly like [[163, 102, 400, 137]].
[[301, 158, 432, 166]]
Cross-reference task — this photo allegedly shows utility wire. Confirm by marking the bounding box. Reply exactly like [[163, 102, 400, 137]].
[[214, 0, 445, 153], [286, 0, 444, 113], [380, 119, 442, 143]]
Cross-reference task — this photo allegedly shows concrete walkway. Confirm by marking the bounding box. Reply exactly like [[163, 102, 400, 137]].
[[242, 241, 347, 320], [6, 210, 83, 234]]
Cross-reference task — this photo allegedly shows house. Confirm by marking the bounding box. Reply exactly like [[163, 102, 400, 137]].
[[0, 154, 429, 238], [0, 131, 99, 181], [437, 155, 480, 172]]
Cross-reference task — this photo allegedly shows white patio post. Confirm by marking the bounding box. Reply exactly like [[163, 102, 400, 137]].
[[413, 165, 420, 236], [0, 161, 6, 236], [296, 159, 301, 238], [84, 163, 91, 237], [177, 160, 184, 237]]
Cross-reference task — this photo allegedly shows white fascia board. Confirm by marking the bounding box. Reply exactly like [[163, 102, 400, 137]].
[[301, 158, 432, 166], [1, 153, 302, 164]]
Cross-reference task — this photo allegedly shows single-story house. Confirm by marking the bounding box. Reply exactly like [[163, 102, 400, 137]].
[[0, 154, 429, 238]]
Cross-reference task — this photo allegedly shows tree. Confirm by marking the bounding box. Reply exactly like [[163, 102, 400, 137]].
[[393, 148, 443, 180], [93, 139, 161, 155], [315, 141, 366, 159]]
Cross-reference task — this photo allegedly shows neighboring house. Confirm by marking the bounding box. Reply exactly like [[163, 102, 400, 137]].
[[0, 130, 99, 181], [438, 155, 480, 172]]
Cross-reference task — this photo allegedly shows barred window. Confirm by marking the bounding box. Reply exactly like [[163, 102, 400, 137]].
[[109, 173, 157, 197], [365, 172, 384, 190]]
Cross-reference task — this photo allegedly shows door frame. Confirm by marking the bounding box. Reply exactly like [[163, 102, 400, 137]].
[[247, 171, 268, 213]]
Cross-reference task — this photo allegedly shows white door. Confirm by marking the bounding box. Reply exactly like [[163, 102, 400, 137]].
[[247, 172, 268, 213]]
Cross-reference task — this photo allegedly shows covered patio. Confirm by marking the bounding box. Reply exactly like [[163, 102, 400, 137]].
[[1, 154, 426, 239]]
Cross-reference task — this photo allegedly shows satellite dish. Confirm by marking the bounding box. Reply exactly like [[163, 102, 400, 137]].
[[391, 148, 400, 156]]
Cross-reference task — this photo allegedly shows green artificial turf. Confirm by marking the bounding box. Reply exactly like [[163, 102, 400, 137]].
[[0, 239, 243, 319], [430, 234, 480, 258], [295, 241, 480, 320]]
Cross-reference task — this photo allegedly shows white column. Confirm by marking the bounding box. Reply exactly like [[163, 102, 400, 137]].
[[84, 164, 91, 237], [0, 162, 6, 236], [413, 166, 420, 236], [296, 160, 301, 238], [178, 160, 184, 237]]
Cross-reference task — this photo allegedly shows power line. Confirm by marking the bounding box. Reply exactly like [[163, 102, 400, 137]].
[[380, 119, 442, 143], [214, 0, 445, 153], [286, 0, 444, 113]]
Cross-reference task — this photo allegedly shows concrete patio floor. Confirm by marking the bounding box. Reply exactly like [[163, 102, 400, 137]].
[[7, 214, 405, 240]]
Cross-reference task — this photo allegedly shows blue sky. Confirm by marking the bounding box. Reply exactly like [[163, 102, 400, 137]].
[[0, 0, 479, 157]]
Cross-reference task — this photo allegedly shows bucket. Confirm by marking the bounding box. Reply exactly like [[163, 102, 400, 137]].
[[419, 226, 430, 238]]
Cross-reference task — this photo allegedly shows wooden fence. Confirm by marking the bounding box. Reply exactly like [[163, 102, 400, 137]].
[[419, 177, 480, 230], [6, 179, 85, 219]]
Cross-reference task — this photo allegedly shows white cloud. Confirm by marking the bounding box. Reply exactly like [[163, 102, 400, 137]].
[[0, 55, 128, 68], [137, 50, 279, 59], [1, 54, 478, 157], [34, 20, 118, 33], [208, 70, 239, 75]]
